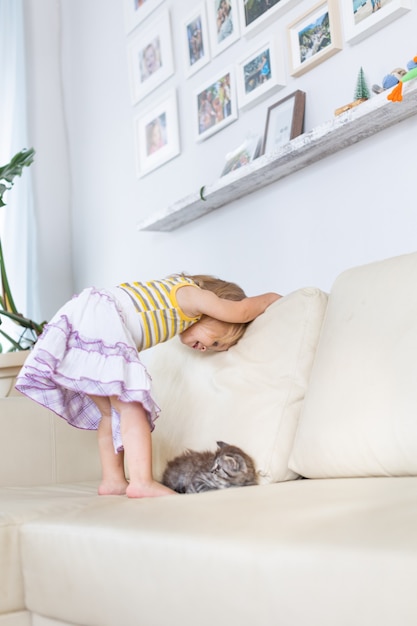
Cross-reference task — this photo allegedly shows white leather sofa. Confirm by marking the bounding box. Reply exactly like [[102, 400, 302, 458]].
[[2, 251, 417, 626]]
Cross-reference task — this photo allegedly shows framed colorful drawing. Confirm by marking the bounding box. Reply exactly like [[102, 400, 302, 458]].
[[238, 0, 301, 37], [182, 4, 211, 77], [287, 0, 342, 77], [134, 91, 180, 177], [261, 90, 306, 155], [127, 10, 174, 104], [236, 39, 286, 110], [123, 0, 165, 34], [194, 68, 238, 141], [341, 0, 411, 44], [206, 0, 240, 57]]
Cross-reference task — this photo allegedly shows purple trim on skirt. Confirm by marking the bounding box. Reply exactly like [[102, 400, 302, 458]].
[[15, 287, 160, 452]]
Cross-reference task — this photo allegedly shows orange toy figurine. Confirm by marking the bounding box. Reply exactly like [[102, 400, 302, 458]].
[[387, 56, 417, 102]]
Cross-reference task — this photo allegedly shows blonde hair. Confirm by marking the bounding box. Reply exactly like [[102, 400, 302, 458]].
[[184, 273, 249, 347]]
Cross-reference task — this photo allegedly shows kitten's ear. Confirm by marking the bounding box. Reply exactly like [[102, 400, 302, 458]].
[[223, 454, 240, 470], [216, 441, 228, 449], [235, 454, 248, 471]]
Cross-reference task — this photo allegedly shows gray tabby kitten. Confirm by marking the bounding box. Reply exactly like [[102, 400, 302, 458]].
[[162, 441, 258, 494]]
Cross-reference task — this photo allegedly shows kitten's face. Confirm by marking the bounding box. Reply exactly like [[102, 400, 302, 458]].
[[211, 447, 250, 482]]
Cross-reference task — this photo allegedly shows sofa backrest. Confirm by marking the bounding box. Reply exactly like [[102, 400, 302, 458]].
[[290, 251, 417, 479], [0, 396, 101, 487]]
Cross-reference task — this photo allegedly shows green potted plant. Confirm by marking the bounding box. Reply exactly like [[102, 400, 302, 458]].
[[0, 148, 46, 395]]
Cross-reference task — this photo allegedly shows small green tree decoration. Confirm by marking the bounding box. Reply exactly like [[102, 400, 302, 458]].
[[0, 148, 46, 352], [354, 67, 370, 101]]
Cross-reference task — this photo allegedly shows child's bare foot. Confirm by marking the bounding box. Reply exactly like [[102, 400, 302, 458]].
[[98, 479, 129, 496], [126, 480, 177, 498]]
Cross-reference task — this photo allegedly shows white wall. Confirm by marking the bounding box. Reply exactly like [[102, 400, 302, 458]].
[[24, 0, 72, 321], [25, 0, 417, 319]]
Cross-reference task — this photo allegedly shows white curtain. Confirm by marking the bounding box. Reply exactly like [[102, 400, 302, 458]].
[[0, 0, 40, 332]]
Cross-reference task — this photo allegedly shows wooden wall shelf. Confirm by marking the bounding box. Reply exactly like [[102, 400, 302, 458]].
[[138, 81, 417, 232]]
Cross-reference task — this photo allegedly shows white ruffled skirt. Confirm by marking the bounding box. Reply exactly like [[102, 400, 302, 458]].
[[15, 287, 160, 452]]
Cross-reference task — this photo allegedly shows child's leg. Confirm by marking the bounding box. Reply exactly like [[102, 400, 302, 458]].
[[110, 397, 175, 498], [89, 395, 129, 496]]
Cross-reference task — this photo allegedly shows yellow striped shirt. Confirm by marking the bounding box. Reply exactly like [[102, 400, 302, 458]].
[[117, 275, 201, 350]]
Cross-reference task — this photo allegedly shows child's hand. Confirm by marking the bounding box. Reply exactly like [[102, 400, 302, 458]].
[[263, 292, 282, 308]]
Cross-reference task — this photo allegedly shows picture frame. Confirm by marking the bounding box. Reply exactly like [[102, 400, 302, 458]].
[[123, 0, 165, 34], [182, 4, 211, 78], [127, 10, 174, 104], [206, 0, 241, 57], [194, 68, 238, 141], [261, 90, 306, 155], [236, 39, 286, 110], [238, 0, 301, 37], [287, 0, 342, 77], [220, 135, 261, 176], [134, 91, 180, 177], [341, 0, 411, 44]]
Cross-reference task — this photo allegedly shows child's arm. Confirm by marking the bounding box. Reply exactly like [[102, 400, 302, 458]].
[[177, 286, 282, 324]]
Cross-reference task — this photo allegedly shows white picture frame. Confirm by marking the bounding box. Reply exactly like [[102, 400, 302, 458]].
[[238, 0, 302, 37], [134, 91, 180, 177], [236, 39, 286, 110], [127, 10, 174, 104], [194, 68, 238, 141], [220, 135, 261, 176], [182, 4, 211, 78], [287, 0, 343, 77], [341, 0, 411, 44], [123, 0, 165, 34], [206, 0, 241, 57]]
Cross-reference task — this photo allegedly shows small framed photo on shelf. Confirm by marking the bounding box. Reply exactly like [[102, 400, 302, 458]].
[[127, 10, 174, 104], [341, 0, 411, 44], [236, 39, 286, 110], [220, 135, 261, 176], [182, 4, 211, 77], [194, 68, 238, 141], [123, 0, 165, 34], [238, 0, 301, 37], [134, 91, 180, 177], [287, 0, 342, 77], [206, 0, 240, 57], [261, 90, 306, 156]]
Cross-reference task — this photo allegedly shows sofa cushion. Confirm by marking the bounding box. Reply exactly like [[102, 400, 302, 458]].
[[290, 252, 417, 478], [149, 287, 328, 483], [20, 477, 417, 626]]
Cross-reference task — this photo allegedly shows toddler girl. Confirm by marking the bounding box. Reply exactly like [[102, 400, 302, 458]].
[[16, 274, 281, 498]]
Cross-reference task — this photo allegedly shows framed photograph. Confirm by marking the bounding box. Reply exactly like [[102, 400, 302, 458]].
[[182, 4, 211, 77], [127, 10, 174, 104], [287, 0, 342, 77], [134, 91, 180, 177], [220, 135, 261, 176], [341, 0, 411, 44], [236, 39, 286, 110], [238, 0, 301, 37], [195, 68, 238, 141], [123, 0, 165, 34], [206, 0, 240, 57], [261, 90, 306, 155]]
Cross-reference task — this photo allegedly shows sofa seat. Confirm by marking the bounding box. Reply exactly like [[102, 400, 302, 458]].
[[0, 483, 98, 622], [20, 476, 417, 626]]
